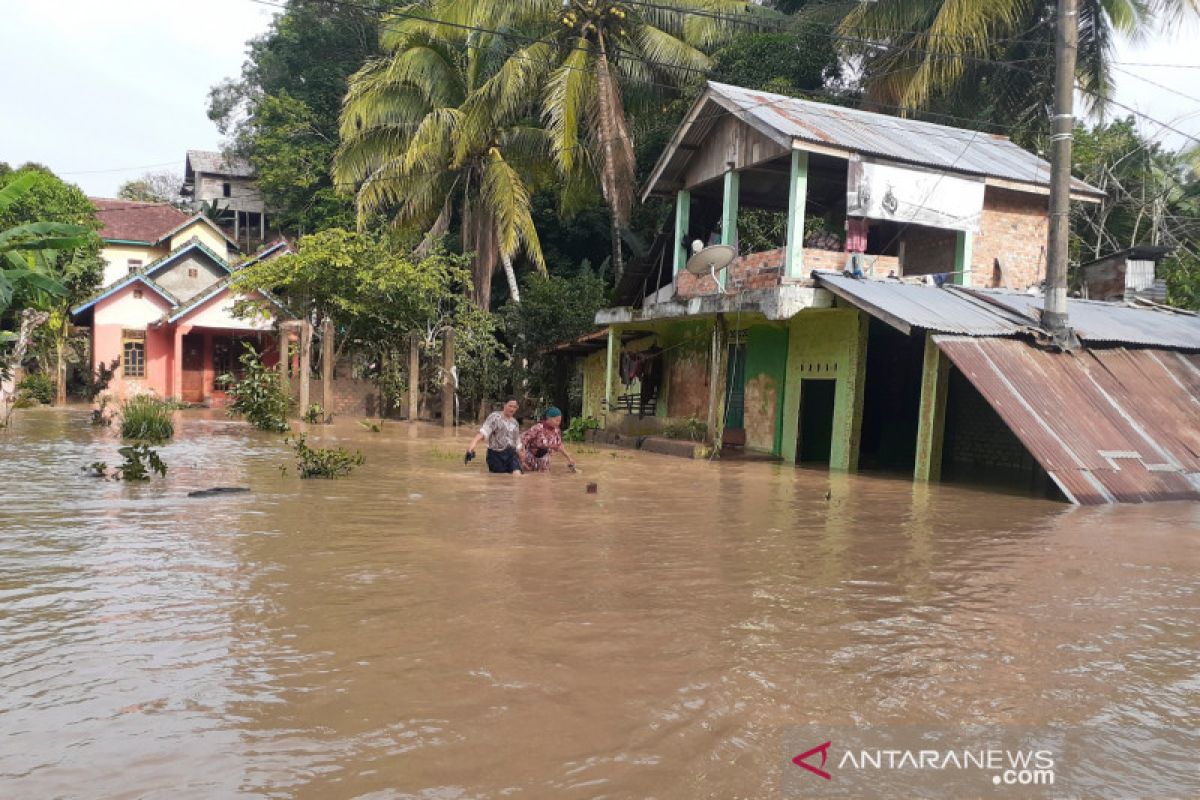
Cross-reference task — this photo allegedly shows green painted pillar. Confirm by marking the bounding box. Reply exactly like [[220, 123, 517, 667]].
[[673, 189, 691, 275], [719, 168, 739, 291], [604, 325, 617, 427], [829, 310, 868, 472], [784, 150, 810, 279], [954, 230, 973, 286], [914, 331, 950, 482]]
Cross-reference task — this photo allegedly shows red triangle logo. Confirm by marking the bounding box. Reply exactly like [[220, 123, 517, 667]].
[[793, 741, 832, 780]]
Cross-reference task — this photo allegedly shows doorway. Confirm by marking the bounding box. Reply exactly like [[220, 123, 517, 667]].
[[724, 340, 746, 434], [797, 378, 836, 464], [181, 333, 205, 403]]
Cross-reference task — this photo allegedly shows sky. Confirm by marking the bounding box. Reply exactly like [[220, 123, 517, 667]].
[[0, 0, 1197, 199]]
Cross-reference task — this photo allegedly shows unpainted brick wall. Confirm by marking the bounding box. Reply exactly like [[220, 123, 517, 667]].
[[291, 374, 385, 417], [971, 187, 1049, 289], [675, 247, 899, 298], [944, 369, 1032, 472]]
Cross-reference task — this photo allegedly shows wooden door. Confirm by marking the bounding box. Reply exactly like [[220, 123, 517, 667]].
[[181, 333, 205, 403]]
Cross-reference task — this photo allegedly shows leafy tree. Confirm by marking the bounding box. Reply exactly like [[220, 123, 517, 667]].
[[499, 269, 608, 412], [840, 0, 1200, 130], [209, 0, 391, 233], [117, 171, 187, 207], [334, 5, 550, 309], [441, 0, 753, 281], [0, 167, 102, 403]]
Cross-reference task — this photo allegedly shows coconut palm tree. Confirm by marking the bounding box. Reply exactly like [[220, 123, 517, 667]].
[[434, 0, 752, 279], [334, 4, 550, 309], [840, 0, 1200, 122]]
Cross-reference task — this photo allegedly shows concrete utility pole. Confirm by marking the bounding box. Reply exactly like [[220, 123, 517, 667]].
[[321, 318, 334, 422], [441, 328, 456, 429], [407, 333, 420, 421], [1043, 0, 1079, 347]]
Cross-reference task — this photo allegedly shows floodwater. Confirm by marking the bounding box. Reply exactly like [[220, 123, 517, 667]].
[[1, 408, 1197, 799]]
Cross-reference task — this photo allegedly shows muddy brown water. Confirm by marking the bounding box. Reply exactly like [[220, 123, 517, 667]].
[[1, 408, 1197, 799]]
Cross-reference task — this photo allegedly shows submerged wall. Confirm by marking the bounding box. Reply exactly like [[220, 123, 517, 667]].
[[740, 324, 789, 455], [780, 307, 868, 470]]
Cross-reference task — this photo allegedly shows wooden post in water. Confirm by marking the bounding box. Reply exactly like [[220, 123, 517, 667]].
[[442, 328, 455, 428], [298, 320, 312, 417], [321, 318, 334, 422], [407, 333, 420, 421]]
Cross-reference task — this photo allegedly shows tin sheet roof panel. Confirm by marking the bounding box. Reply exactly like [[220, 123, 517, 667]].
[[815, 273, 1031, 336], [934, 336, 1200, 504], [710, 82, 1102, 195], [969, 290, 1200, 350]]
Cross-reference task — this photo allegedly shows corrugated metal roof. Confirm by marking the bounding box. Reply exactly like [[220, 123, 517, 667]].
[[704, 82, 1103, 196], [968, 289, 1200, 350], [815, 273, 1033, 336], [935, 336, 1200, 504]]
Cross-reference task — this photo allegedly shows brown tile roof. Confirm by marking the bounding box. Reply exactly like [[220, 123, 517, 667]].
[[90, 198, 190, 243]]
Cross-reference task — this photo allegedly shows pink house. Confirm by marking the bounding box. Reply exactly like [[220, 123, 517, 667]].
[[74, 200, 291, 405]]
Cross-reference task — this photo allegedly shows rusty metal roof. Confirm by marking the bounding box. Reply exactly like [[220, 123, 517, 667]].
[[815, 273, 1033, 336], [968, 289, 1200, 350], [935, 336, 1200, 504], [645, 82, 1104, 199]]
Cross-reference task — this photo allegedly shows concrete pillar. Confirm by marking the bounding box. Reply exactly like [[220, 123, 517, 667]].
[[673, 189, 691, 275], [914, 332, 950, 482], [441, 327, 455, 428], [784, 150, 810, 279], [321, 318, 334, 422], [276, 325, 289, 384], [604, 325, 617, 426], [407, 333, 420, 421], [260, 211, 265, 242], [829, 310, 868, 472], [705, 315, 728, 449], [298, 320, 312, 416], [234, 211, 240, 244], [719, 167, 739, 291], [954, 230, 973, 286]]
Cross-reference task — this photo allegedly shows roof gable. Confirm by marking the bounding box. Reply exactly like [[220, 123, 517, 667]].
[[167, 276, 290, 324], [71, 273, 179, 315], [160, 213, 240, 252], [185, 150, 255, 179], [644, 82, 1104, 202]]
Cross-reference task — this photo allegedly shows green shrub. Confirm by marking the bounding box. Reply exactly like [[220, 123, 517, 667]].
[[286, 433, 364, 478], [302, 404, 324, 424], [221, 345, 290, 432], [662, 417, 708, 442], [563, 415, 600, 442], [114, 445, 167, 481], [120, 395, 175, 442], [16, 373, 54, 405]]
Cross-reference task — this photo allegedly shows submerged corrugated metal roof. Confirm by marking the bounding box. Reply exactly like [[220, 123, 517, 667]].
[[815, 273, 1033, 336], [935, 336, 1200, 504], [703, 82, 1103, 195], [968, 289, 1200, 350]]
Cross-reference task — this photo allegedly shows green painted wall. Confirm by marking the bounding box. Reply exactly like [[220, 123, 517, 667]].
[[581, 349, 607, 420], [741, 324, 789, 455], [780, 308, 868, 470]]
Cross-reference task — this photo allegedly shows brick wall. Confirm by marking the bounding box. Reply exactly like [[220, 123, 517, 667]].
[[290, 374, 385, 417], [901, 226, 957, 276], [972, 187, 1048, 289], [944, 369, 1033, 472], [674, 247, 899, 298]]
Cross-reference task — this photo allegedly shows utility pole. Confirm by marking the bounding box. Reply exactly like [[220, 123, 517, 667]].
[[1043, 0, 1080, 348]]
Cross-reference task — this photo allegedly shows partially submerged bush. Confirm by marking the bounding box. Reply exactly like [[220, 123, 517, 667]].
[[563, 415, 600, 443], [662, 417, 708, 442], [15, 373, 54, 405], [120, 395, 174, 442], [114, 445, 167, 481], [221, 345, 290, 432], [286, 433, 363, 478], [83, 445, 167, 481]]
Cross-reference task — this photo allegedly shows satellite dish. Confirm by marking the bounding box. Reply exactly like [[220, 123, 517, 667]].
[[684, 244, 736, 286]]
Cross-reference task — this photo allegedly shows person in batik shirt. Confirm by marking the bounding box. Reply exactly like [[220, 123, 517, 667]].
[[520, 407, 577, 473]]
